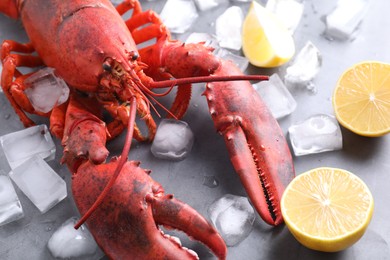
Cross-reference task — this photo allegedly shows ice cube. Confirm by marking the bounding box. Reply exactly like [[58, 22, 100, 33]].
[[9, 155, 67, 213], [185, 32, 220, 50], [24, 67, 70, 113], [324, 0, 369, 41], [215, 6, 243, 50], [193, 0, 229, 11], [0, 124, 56, 169], [266, 0, 304, 34], [288, 114, 343, 156], [0, 172, 24, 226], [151, 119, 194, 160], [160, 0, 199, 34], [253, 73, 297, 119], [208, 194, 255, 246], [47, 217, 98, 259], [215, 48, 249, 72], [284, 41, 322, 91]]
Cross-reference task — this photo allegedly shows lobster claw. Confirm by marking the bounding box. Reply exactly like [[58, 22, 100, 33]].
[[206, 61, 295, 226], [140, 39, 295, 225], [72, 159, 227, 259]]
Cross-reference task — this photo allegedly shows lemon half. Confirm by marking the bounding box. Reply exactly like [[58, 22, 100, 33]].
[[281, 167, 374, 252], [242, 1, 295, 68], [333, 61, 390, 137]]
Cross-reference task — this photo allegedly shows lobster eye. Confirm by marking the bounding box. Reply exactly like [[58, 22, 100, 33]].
[[131, 52, 139, 61], [102, 62, 112, 72]]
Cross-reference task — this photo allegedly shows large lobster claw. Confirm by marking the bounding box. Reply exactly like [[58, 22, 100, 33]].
[[58, 93, 226, 259], [206, 60, 295, 226], [72, 159, 227, 259], [140, 39, 295, 226]]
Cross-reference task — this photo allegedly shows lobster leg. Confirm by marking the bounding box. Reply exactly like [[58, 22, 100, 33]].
[[1, 40, 45, 127], [96, 93, 153, 142], [61, 93, 110, 171], [0, 0, 19, 19]]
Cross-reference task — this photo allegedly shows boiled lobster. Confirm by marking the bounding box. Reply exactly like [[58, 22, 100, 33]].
[[0, 0, 295, 259]]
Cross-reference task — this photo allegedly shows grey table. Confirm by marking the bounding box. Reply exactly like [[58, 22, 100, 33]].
[[0, 0, 390, 259]]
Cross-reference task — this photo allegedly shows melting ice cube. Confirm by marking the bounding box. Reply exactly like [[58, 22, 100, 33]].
[[24, 67, 70, 113], [284, 41, 322, 91], [47, 217, 98, 259], [288, 114, 343, 156], [193, 0, 229, 11], [253, 73, 297, 119], [266, 0, 304, 34], [0, 172, 24, 226], [0, 124, 56, 169], [160, 0, 199, 34], [9, 155, 67, 213], [208, 194, 255, 246], [215, 6, 243, 50], [215, 48, 249, 72], [151, 119, 194, 160], [324, 0, 369, 41]]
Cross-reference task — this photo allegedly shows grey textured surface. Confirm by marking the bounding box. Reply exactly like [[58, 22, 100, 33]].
[[1, 0, 390, 259]]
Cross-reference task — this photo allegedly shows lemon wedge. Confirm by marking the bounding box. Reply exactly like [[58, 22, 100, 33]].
[[333, 61, 390, 137], [281, 167, 374, 252], [242, 1, 295, 68]]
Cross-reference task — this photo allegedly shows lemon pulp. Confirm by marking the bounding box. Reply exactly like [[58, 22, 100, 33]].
[[281, 167, 374, 252], [333, 61, 390, 137]]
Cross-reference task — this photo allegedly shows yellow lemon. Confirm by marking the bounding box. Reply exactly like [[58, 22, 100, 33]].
[[333, 61, 390, 137], [281, 167, 374, 252], [242, 1, 295, 68]]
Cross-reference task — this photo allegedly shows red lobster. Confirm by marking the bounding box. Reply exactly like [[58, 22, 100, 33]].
[[0, 0, 295, 259]]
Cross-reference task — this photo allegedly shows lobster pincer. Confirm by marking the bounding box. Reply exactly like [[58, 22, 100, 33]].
[[138, 38, 295, 226], [72, 159, 227, 259], [205, 60, 295, 226]]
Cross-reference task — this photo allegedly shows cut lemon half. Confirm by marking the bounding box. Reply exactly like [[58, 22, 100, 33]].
[[242, 1, 295, 68], [281, 167, 374, 252], [333, 61, 390, 137]]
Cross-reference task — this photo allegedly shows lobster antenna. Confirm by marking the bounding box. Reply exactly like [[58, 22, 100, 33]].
[[129, 70, 178, 120], [150, 74, 269, 89], [74, 96, 137, 229]]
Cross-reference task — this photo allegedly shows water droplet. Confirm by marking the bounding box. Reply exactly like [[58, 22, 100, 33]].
[[203, 175, 219, 188], [4, 114, 10, 119]]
